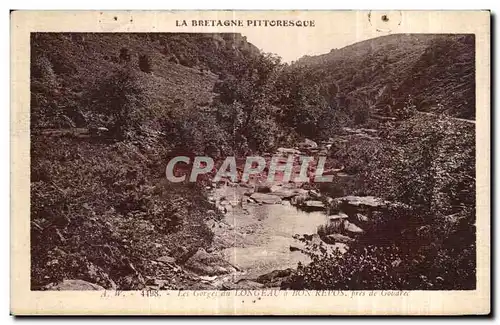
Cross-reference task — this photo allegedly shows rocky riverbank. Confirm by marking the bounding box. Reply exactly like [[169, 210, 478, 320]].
[[43, 131, 398, 291], [180, 136, 399, 289]]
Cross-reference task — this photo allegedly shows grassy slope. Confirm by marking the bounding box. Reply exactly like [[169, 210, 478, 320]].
[[294, 34, 475, 119], [30, 33, 259, 289]]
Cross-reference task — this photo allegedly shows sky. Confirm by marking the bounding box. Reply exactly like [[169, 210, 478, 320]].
[[243, 31, 371, 63], [213, 11, 401, 63]]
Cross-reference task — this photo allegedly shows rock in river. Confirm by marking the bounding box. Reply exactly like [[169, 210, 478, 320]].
[[343, 220, 364, 234], [334, 196, 388, 208], [325, 233, 355, 244], [250, 193, 282, 204], [270, 185, 308, 199], [329, 212, 349, 221], [356, 213, 370, 222], [303, 200, 325, 210]]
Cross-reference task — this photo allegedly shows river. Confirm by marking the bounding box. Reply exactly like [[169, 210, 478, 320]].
[[210, 183, 330, 279]]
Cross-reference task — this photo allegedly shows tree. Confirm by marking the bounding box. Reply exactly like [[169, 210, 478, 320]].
[[87, 68, 152, 138]]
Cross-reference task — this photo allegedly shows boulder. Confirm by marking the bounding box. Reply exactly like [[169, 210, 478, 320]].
[[156, 255, 176, 264], [44, 279, 105, 291], [184, 248, 238, 276], [290, 193, 308, 206], [270, 186, 295, 199], [391, 258, 402, 267], [308, 190, 321, 199], [303, 200, 325, 210], [255, 184, 272, 193], [299, 138, 318, 149], [329, 212, 349, 221], [206, 210, 217, 219], [250, 193, 282, 204], [325, 233, 355, 244], [356, 213, 370, 222], [199, 275, 217, 282], [335, 196, 388, 209], [343, 220, 364, 234], [303, 234, 314, 241], [256, 268, 293, 287]]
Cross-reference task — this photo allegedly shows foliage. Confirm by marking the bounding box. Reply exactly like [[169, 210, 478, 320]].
[[288, 115, 476, 290], [85, 68, 155, 138], [286, 240, 475, 290], [210, 52, 288, 154], [30, 135, 215, 290]]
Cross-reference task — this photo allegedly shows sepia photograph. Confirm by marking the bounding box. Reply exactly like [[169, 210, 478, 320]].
[[30, 31, 477, 291], [11, 10, 490, 315]]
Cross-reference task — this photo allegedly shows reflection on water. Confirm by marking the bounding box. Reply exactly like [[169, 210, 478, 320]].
[[221, 203, 328, 279]]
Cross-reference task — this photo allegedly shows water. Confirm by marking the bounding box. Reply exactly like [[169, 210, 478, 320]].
[[217, 195, 329, 279]]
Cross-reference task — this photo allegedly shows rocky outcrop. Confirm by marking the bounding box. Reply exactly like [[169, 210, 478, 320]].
[[44, 279, 105, 291], [183, 248, 238, 276]]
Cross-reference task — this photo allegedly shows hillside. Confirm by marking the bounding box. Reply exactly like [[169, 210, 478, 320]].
[[31, 33, 264, 130], [30, 32, 265, 289], [291, 34, 475, 120]]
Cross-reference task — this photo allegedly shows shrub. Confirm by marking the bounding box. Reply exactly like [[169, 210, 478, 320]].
[[138, 54, 153, 73], [286, 234, 475, 290], [86, 68, 153, 138], [288, 115, 476, 290]]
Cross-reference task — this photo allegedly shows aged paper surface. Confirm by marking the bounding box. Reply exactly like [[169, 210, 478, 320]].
[[11, 10, 490, 315]]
